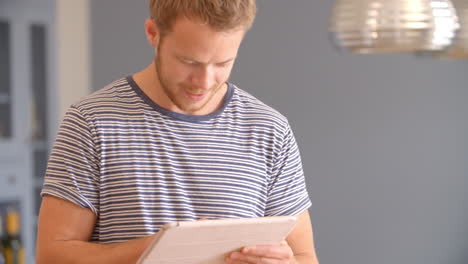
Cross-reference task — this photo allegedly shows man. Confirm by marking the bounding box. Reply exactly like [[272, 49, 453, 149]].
[[36, 0, 319, 263]]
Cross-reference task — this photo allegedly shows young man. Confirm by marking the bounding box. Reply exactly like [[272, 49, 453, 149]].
[[36, 0, 319, 263]]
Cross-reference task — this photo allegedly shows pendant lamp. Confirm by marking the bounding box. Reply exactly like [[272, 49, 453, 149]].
[[437, 0, 468, 58], [329, 0, 460, 54]]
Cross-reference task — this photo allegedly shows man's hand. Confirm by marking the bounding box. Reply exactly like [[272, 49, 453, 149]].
[[225, 241, 296, 264]]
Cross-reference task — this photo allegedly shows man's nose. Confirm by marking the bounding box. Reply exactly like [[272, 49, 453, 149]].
[[191, 66, 215, 90]]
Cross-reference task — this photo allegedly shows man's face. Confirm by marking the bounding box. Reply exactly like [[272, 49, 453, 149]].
[[152, 17, 245, 115]]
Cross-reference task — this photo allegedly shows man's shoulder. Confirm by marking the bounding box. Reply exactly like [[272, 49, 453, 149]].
[[60, 76, 145, 124], [74, 77, 132, 106], [231, 84, 289, 125], [68, 76, 142, 115]]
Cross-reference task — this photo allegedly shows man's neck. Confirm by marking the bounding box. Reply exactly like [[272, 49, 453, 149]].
[[131, 63, 228, 116]]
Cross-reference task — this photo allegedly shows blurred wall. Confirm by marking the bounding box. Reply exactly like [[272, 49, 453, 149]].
[[56, 0, 91, 118], [90, 0, 151, 88], [91, 1, 468, 264]]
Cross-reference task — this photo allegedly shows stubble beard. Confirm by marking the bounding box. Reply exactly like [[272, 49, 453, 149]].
[[154, 54, 225, 115]]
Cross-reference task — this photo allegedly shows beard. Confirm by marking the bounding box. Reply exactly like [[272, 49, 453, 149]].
[[154, 52, 225, 115]]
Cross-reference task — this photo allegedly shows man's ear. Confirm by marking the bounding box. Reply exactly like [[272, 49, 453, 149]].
[[144, 18, 159, 47]]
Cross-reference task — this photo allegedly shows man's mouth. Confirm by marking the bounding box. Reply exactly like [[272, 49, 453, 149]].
[[185, 90, 206, 101]]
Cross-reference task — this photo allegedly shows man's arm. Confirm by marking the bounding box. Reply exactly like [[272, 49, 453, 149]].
[[36, 195, 155, 264], [225, 210, 319, 264], [287, 209, 319, 263]]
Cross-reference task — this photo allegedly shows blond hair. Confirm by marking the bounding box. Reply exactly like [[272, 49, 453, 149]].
[[149, 0, 256, 35]]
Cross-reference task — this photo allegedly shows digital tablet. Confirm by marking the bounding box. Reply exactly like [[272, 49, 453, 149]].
[[137, 215, 297, 264]]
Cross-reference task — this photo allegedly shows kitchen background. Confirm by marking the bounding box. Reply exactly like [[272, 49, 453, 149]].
[[0, 0, 467, 263]]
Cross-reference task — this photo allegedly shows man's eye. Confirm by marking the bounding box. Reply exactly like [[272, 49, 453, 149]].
[[180, 59, 196, 65], [216, 62, 229, 68]]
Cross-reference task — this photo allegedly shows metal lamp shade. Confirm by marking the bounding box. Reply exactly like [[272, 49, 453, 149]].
[[438, 0, 468, 58], [330, 0, 460, 54]]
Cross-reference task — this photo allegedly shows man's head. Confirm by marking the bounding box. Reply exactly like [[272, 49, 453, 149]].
[[144, 0, 256, 115], [149, 0, 256, 38]]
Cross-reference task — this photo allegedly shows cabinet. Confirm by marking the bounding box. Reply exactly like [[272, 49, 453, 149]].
[[0, 159, 33, 263], [0, 1, 55, 263], [0, 21, 11, 139], [1, 0, 90, 262]]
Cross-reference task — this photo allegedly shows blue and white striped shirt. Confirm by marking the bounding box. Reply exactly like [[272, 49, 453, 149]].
[[42, 76, 311, 244]]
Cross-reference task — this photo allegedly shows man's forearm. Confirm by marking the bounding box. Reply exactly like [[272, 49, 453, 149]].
[[36, 235, 154, 264], [295, 254, 320, 264]]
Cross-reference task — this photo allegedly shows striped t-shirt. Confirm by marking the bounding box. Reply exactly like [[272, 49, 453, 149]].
[[42, 76, 311, 244]]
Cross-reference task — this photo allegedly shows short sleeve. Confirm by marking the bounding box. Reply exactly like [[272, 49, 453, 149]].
[[41, 105, 100, 215], [265, 123, 311, 216]]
